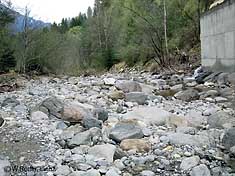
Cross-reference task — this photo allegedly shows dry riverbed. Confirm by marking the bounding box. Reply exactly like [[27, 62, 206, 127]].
[[0, 70, 235, 176]]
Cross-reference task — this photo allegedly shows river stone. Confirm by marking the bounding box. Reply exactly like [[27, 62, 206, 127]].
[[151, 79, 167, 88], [190, 164, 211, 176], [1, 97, 20, 107], [219, 87, 234, 97], [222, 128, 235, 150], [120, 139, 151, 153], [176, 127, 197, 135], [228, 73, 235, 85], [108, 91, 125, 101], [215, 97, 228, 103], [88, 144, 116, 162], [166, 115, 188, 129], [168, 133, 210, 147], [63, 102, 93, 123], [174, 89, 199, 101], [60, 124, 84, 140], [186, 110, 207, 128], [125, 92, 148, 105], [82, 117, 102, 129], [68, 130, 92, 147], [180, 156, 200, 170], [72, 169, 101, 176], [38, 97, 63, 119], [171, 84, 183, 92], [208, 111, 235, 129], [123, 107, 171, 126], [55, 165, 71, 176], [195, 70, 213, 84], [68, 127, 101, 148], [0, 116, 4, 127], [56, 121, 68, 130], [0, 159, 10, 176], [30, 111, 49, 121], [139, 83, 156, 94], [203, 90, 219, 98], [140, 170, 155, 176], [109, 122, 144, 142], [217, 73, 229, 85], [103, 78, 116, 85], [106, 168, 120, 176], [153, 89, 177, 98], [93, 108, 108, 122], [115, 80, 142, 93]]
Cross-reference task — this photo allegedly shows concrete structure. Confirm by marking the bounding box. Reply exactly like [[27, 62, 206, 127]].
[[200, 0, 235, 72]]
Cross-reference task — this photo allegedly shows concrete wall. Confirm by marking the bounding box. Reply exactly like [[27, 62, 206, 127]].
[[200, 0, 235, 72]]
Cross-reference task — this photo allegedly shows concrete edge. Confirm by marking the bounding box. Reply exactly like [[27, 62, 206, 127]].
[[201, 0, 235, 18]]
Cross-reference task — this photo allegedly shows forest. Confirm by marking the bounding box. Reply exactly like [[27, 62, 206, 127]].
[[0, 0, 214, 75]]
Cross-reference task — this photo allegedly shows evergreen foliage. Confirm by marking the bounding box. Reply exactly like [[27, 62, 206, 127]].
[[0, 0, 216, 75]]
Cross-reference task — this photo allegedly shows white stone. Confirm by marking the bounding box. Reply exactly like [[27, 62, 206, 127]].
[[140, 170, 155, 176], [123, 106, 171, 126], [31, 111, 49, 121], [88, 144, 116, 163], [104, 78, 116, 85], [180, 156, 200, 171], [190, 164, 211, 176]]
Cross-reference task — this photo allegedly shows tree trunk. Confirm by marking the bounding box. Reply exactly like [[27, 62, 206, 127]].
[[163, 0, 169, 60], [197, 0, 201, 41]]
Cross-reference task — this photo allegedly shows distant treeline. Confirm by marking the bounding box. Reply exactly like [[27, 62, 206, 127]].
[[0, 0, 215, 75]]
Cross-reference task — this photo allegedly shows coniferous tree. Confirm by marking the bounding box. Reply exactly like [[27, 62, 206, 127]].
[[0, 0, 15, 73]]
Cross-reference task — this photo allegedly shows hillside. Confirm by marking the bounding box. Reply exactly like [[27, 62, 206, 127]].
[[0, 3, 50, 32]]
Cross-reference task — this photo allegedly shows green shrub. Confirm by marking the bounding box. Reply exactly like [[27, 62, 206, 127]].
[[0, 48, 16, 73]]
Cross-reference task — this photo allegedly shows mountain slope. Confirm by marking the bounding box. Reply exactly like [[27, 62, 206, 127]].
[[0, 3, 50, 32]]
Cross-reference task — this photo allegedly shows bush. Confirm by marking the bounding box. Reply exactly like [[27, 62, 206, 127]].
[[0, 48, 16, 73]]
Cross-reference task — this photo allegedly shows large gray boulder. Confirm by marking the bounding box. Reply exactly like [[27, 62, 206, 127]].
[[222, 128, 235, 150], [88, 144, 116, 163], [123, 107, 171, 126], [93, 108, 108, 122], [228, 73, 235, 85], [68, 130, 92, 147], [103, 78, 116, 86], [60, 124, 84, 141], [167, 133, 211, 147], [1, 97, 20, 108], [217, 73, 229, 85], [115, 80, 142, 93], [63, 102, 108, 124], [82, 117, 102, 129], [180, 156, 200, 171], [68, 127, 101, 148], [186, 110, 207, 128], [62, 102, 93, 123], [219, 87, 234, 98], [190, 164, 211, 176], [208, 111, 235, 129], [125, 92, 148, 105], [174, 89, 199, 101], [37, 97, 64, 119], [109, 122, 144, 142], [30, 111, 49, 121]]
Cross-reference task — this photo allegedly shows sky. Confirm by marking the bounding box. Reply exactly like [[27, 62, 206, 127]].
[[11, 0, 94, 23]]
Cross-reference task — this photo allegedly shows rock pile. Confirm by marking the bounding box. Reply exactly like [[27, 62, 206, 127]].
[[0, 69, 234, 175]]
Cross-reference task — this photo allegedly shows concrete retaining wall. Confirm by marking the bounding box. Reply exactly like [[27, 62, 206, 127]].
[[200, 0, 235, 72]]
